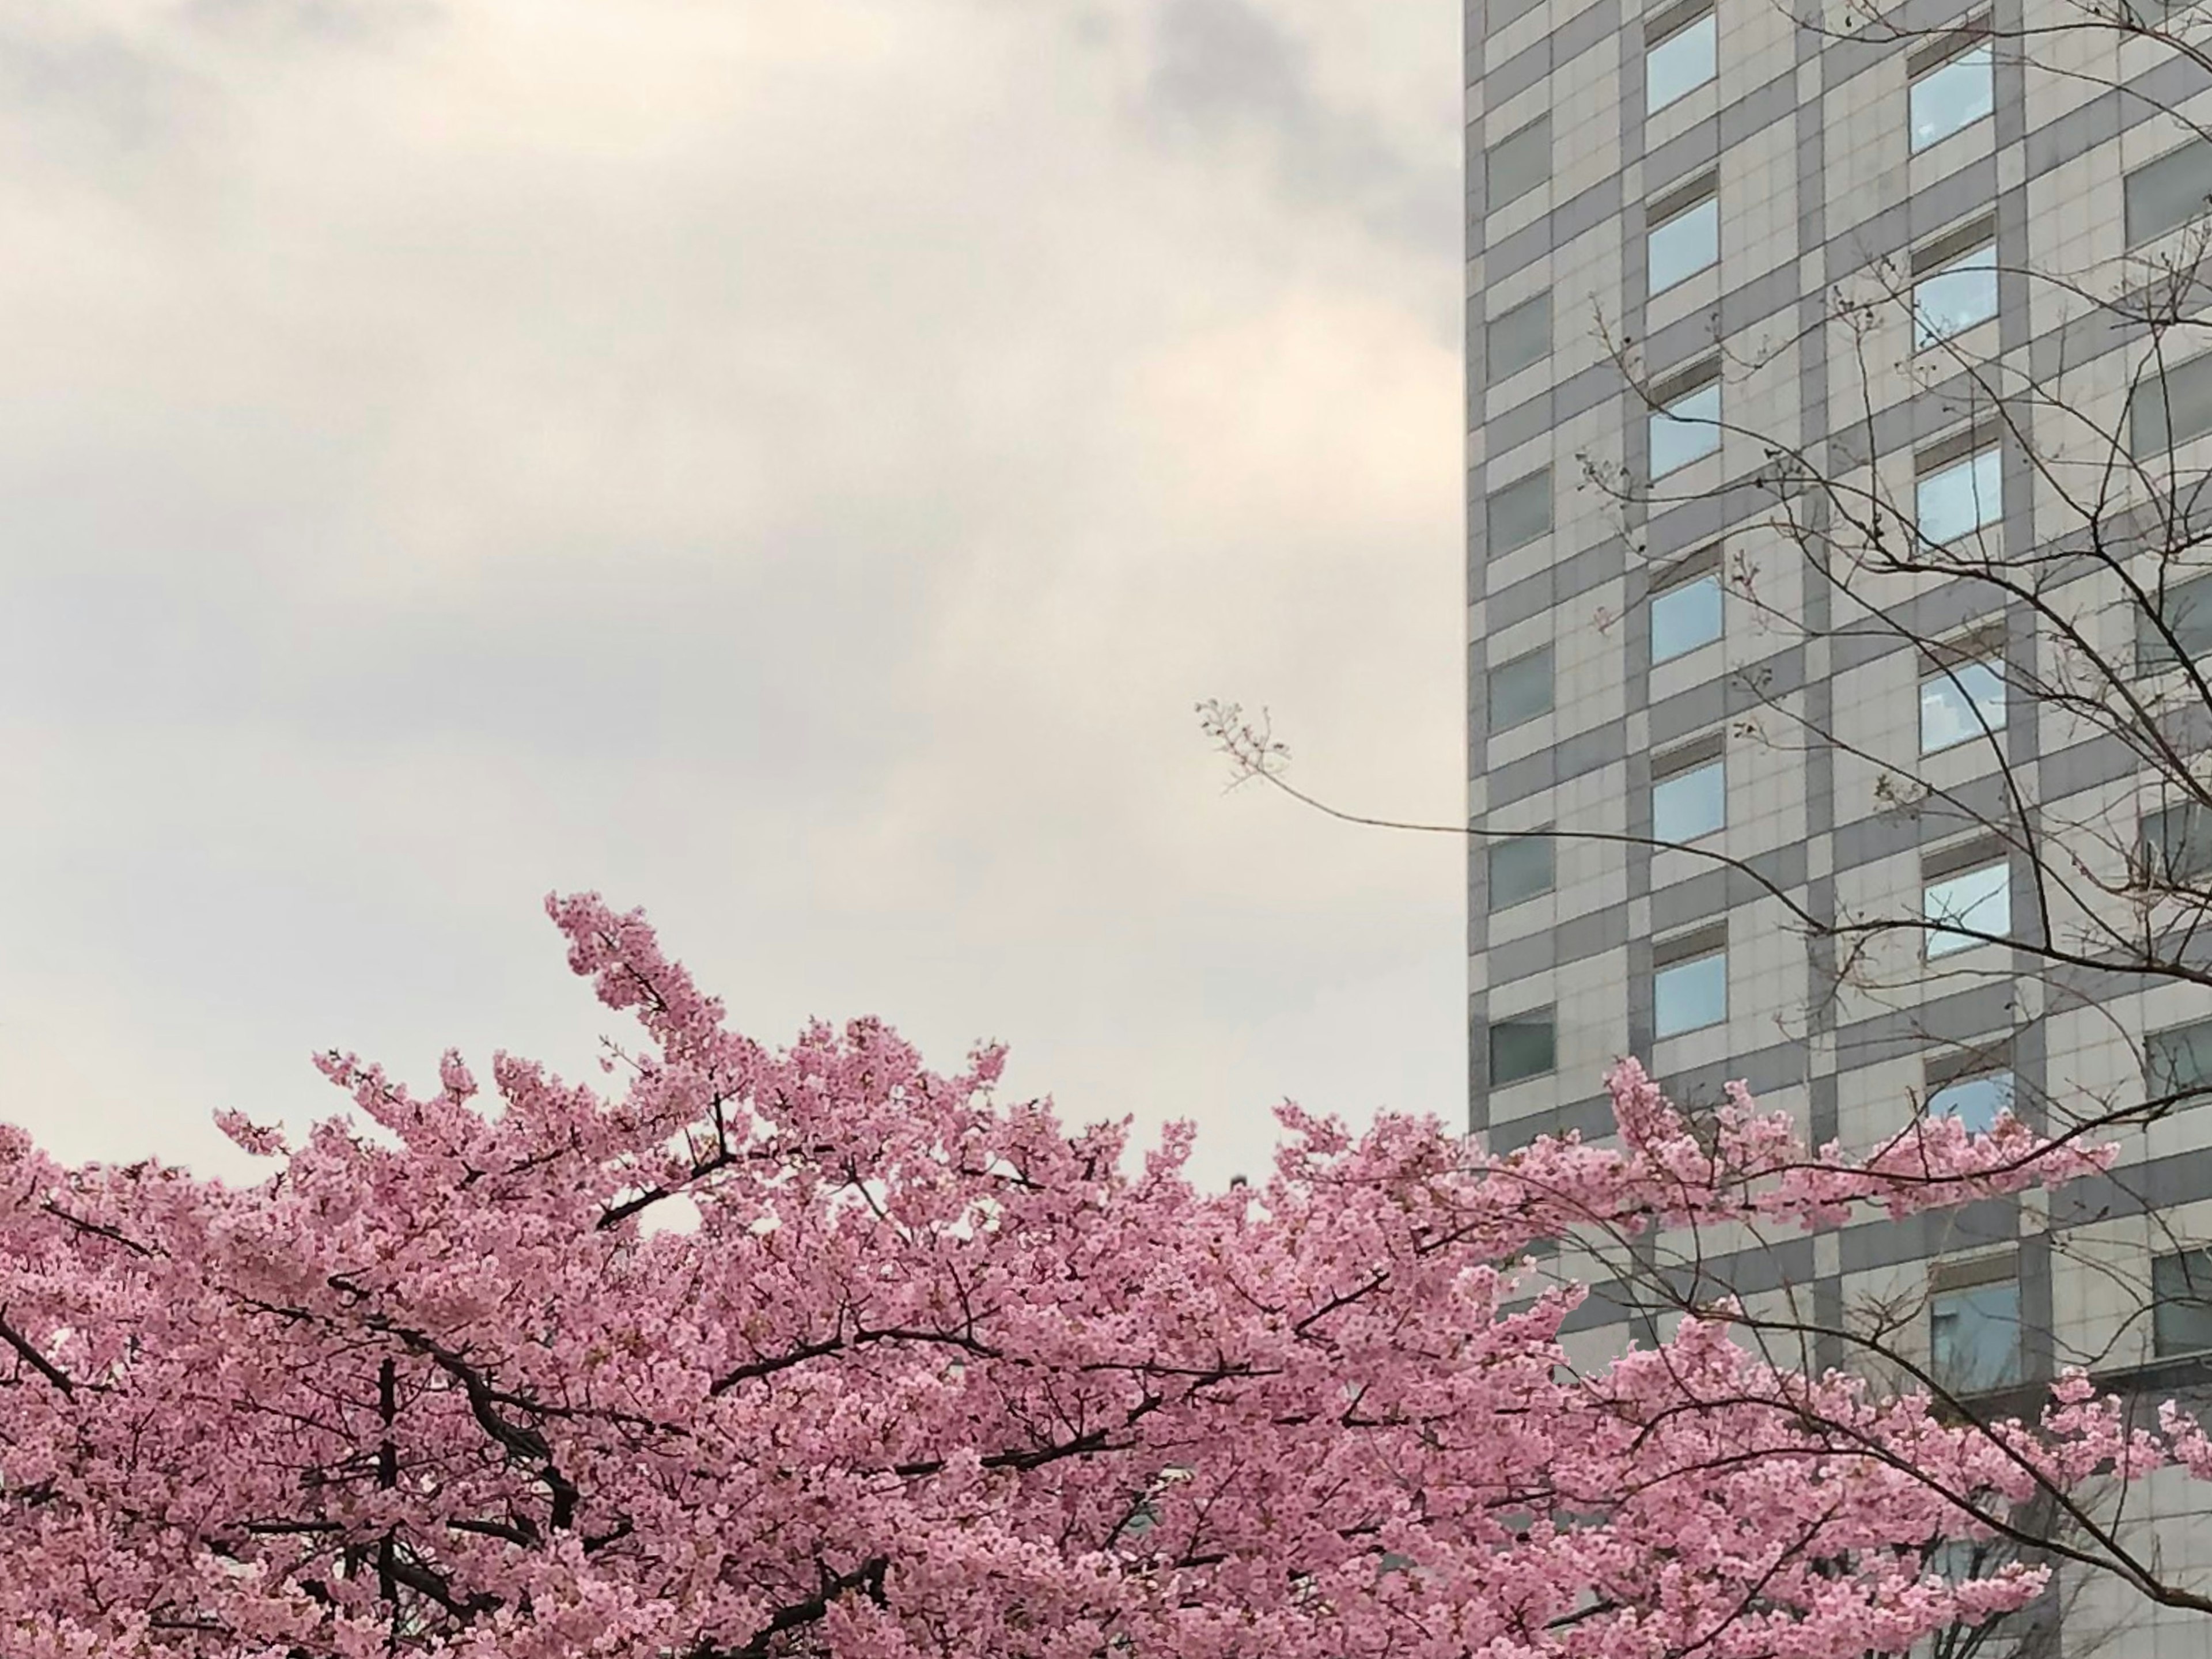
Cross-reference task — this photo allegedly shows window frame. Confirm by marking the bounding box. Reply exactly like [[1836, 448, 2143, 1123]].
[[2140, 797, 2212, 887], [1919, 658, 2006, 753], [1911, 216, 1999, 349], [1645, 171, 1719, 296], [1928, 1256, 2024, 1395], [1486, 291, 1552, 385], [2125, 135, 2212, 248], [2147, 1017, 2212, 1101], [1487, 830, 1558, 912], [2137, 570, 2212, 675], [1486, 465, 1553, 558], [1652, 733, 1727, 844], [1914, 435, 2003, 547], [1925, 1043, 2015, 1135], [1649, 544, 1724, 663], [1490, 1008, 1558, 1087], [2153, 1248, 2212, 1358], [1648, 357, 1722, 478], [1922, 844, 2012, 959], [2130, 350, 2212, 458], [1653, 924, 1730, 1039], [1487, 645, 1555, 733], [1486, 115, 1552, 214], [1644, 0, 1718, 112], [1906, 23, 1994, 154], [1918, 624, 2008, 755]]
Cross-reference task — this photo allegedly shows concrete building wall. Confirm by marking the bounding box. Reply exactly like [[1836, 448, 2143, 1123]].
[[1467, 0, 2212, 1641]]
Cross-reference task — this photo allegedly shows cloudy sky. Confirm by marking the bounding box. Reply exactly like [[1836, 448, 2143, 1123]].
[[0, 0, 1464, 1193]]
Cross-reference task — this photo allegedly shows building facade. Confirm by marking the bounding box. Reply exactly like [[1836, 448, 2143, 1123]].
[[1465, 0, 2212, 1645]]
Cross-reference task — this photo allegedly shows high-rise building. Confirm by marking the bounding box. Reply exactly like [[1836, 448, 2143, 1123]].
[[1465, 0, 2212, 1644]]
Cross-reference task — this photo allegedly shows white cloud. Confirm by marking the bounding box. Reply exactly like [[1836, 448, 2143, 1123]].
[[0, 0, 1464, 1193]]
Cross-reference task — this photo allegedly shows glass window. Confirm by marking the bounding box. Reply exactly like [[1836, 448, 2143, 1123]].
[[1491, 1012, 1556, 1085], [1654, 950, 1728, 1037], [1650, 382, 1721, 476], [1926, 1537, 1997, 1584], [1488, 833, 1556, 911], [1914, 243, 1998, 347], [1488, 647, 1554, 731], [1929, 1070, 2013, 1134], [1652, 573, 1723, 661], [2126, 137, 2212, 247], [1653, 758, 1725, 843], [1487, 292, 1551, 384], [1930, 1278, 2022, 1392], [2154, 1249, 2212, 1357], [1915, 449, 2002, 546], [1648, 196, 1718, 294], [1924, 861, 2010, 957], [2131, 353, 2212, 457], [2143, 800, 2212, 885], [1646, 12, 1717, 110], [2138, 571, 2212, 673], [2148, 1018, 2212, 1099], [1487, 116, 1551, 212], [1910, 44, 1993, 152], [1486, 467, 1552, 556], [1919, 658, 2006, 753]]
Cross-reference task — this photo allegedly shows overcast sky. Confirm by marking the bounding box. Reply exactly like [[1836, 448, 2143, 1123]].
[[0, 0, 1464, 1193]]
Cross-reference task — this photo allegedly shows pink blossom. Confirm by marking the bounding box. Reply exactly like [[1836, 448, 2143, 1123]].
[[0, 895, 2163, 1658]]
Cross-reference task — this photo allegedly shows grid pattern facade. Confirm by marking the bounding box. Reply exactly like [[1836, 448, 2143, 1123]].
[[1464, 0, 2212, 1643]]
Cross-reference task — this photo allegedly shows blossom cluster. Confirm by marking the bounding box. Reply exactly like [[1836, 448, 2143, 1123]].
[[0, 894, 2164, 1657]]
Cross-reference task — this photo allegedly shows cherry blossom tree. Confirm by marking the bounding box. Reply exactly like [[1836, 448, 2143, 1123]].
[[0, 892, 2198, 1658]]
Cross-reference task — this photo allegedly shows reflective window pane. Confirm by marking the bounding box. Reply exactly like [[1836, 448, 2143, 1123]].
[[1914, 244, 1998, 347], [1488, 834, 1556, 911], [1930, 1279, 2022, 1392], [2149, 1019, 2212, 1098], [1915, 449, 2002, 546], [1652, 573, 1722, 661], [1487, 291, 1551, 384], [1488, 647, 1554, 731], [1919, 658, 2006, 753], [1653, 759, 1725, 843], [1487, 116, 1551, 211], [1646, 13, 1717, 111], [1487, 467, 1552, 555], [2137, 571, 2212, 673], [1927, 1539, 1995, 1584], [1647, 198, 1718, 294], [2154, 1249, 2212, 1357], [2126, 137, 2212, 246], [1491, 1013, 1556, 1085], [1924, 862, 2010, 956], [1650, 382, 1721, 476], [2142, 801, 2212, 885], [2130, 351, 2212, 457], [1910, 44, 1993, 152], [1654, 951, 1728, 1037], [1929, 1070, 2013, 1134]]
